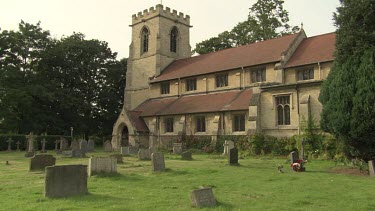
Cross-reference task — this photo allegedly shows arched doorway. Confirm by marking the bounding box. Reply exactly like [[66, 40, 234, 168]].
[[121, 126, 129, 147]]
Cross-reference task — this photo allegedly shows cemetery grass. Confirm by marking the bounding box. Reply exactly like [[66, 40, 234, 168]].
[[0, 151, 374, 210]]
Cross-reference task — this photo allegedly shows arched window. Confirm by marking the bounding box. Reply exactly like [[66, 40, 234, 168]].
[[170, 27, 178, 52], [276, 96, 291, 125], [141, 27, 149, 54]]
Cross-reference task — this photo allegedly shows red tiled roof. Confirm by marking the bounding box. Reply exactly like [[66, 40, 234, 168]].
[[128, 111, 149, 132], [135, 89, 253, 116], [151, 33, 300, 83], [285, 32, 336, 68]]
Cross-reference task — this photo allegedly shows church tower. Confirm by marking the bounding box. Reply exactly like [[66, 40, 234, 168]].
[[125, 4, 192, 110]]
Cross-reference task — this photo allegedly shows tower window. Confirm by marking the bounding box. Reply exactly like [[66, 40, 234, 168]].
[[276, 96, 291, 125], [170, 27, 178, 52], [141, 27, 149, 54]]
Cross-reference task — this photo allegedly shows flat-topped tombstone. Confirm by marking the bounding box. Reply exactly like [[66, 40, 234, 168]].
[[79, 140, 88, 153], [129, 146, 139, 155], [181, 151, 192, 160], [71, 140, 80, 151], [104, 140, 112, 152], [222, 140, 235, 155], [290, 151, 299, 164], [110, 154, 123, 163], [138, 149, 151, 160], [369, 160, 375, 177], [190, 187, 217, 208], [151, 152, 165, 172], [45, 165, 88, 198], [173, 143, 183, 154], [87, 139, 95, 152], [228, 148, 239, 165], [88, 157, 117, 176], [30, 154, 56, 171], [120, 147, 129, 156]]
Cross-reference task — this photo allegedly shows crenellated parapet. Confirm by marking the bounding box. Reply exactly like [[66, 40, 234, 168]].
[[131, 4, 190, 26]]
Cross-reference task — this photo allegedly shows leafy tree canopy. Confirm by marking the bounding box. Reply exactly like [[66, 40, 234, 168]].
[[193, 0, 299, 54]]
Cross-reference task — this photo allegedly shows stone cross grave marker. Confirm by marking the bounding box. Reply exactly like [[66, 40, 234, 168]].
[[16, 141, 21, 151], [222, 140, 234, 155], [151, 152, 165, 171], [369, 160, 375, 177], [25, 132, 36, 157], [45, 165, 88, 198], [121, 147, 129, 156], [6, 138, 13, 151], [104, 140, 112, 152], [138, 149, 151, 160], [173, 143, 183, 154], [88, 156, 117, 176], [181, 151, 192, 160], [40, 139, 47, 153], [190, 187, 217, 208], [87, 139, 95, 152], [228, 147, 239, 165], [54, 139, 60, 151], [79, 140, 88, 153], [29, 154, 56, 171]]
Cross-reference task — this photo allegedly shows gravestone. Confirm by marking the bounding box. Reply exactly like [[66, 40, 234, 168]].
[[88, 157, 117, 176], [6, 138, 13, 151], [72, 149, 86, 158], [300, 138, 305, 160], [151, 152, 165, 171], [45, 165, 88, 198], [120, 147, 129, 156], [138, 149, 151, 160], [16, 141, 21, 151], [149, 146, 157, 154], [173, 143, 183, 154], [290, 151, 299, 164], [110, 154, 124, 164], [54, 140, 60, 151], [87, 139, 95, 152], [181, 151, 192, 160], [129, 146, 139, 155], [25, 132, 36, 157], [60, 137, 69, 151], [62, 151, 73, 157], [222, 140, 234, 155], [29, 154, 56, 171], [369, 160, 375, 177], [104, 140, 112, 152], [71, 140, 80, 151], [40, 139, 47, 153], [228, 148, 239, 165], [79, 139, 88, 153], [190, 187, 217, 208]]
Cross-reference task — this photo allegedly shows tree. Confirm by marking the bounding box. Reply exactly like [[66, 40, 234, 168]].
[[319, 0, 375, 161], [193, 0, 299, 54]]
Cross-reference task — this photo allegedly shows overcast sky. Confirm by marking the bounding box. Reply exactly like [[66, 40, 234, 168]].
[[1, 0, 340, 59]]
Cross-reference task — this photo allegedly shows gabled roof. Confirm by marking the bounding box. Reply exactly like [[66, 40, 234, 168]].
[[135, 89, 253, 117], [128, 111, 149, 132], [285, 32, 336, 68], [151, 33, 301, 83]]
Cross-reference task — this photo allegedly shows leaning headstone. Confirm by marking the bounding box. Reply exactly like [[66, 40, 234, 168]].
[[45, 165, 88, 198], [369, 160, 375, 177], [79, 140, 88, 153], [87, 139, 95, 152], [110, 154, 124, 164], [190, 187, 217, 208], [129, 146, 139, 155], [16, 141, 21, 151], [6, 138, 13, 151], [120, 147, 130, 156], [151, 152, 165, 172], [40, 139, 47, 153], [104, 140, 112, 152], [173, 143, 183, 154], [138, 149, 151, 160], [25, 132, 36, 157], [88, 157, 117, 176], [228, 148, 239, 165], [71, 140, 80, 151], [29, 154, 56, 171], [181, 151, 192, 160], [222, 140, 235, 155]]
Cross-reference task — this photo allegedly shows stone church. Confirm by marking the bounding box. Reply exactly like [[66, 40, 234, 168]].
[[111, 4, 335, 150]]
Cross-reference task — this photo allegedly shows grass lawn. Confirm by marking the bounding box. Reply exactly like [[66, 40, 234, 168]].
[[0, 150, 374, 210]]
